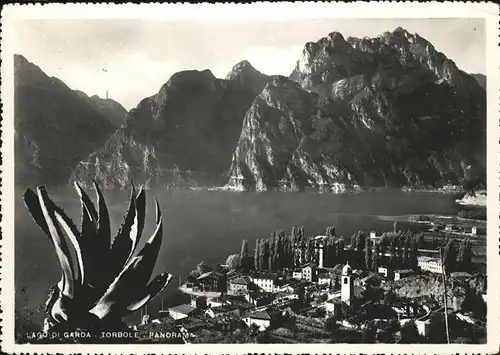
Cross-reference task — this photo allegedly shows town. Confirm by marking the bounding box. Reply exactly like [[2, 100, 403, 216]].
[[132, 223, 487, 344]]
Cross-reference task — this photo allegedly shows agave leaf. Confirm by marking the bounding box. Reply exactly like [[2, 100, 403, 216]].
[[129, 199, 163, 289], [23, 188, 50, 238], [93, 181, 111, 250], [126, 272, 172, 312], [89, 256, 143, 319], [135, 186, 146, 246], [36, 187, 80, 297], [74, 182, 98, 226], [108, 189, 139, 280], [90, 203, 163, 320]]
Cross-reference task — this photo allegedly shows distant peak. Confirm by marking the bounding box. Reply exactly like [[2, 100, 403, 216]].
[[327, 31, 347, 44], [226, 60, 264, 81]]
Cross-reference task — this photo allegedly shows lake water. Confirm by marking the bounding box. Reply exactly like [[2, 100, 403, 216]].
[[14, 187, 462, 325]]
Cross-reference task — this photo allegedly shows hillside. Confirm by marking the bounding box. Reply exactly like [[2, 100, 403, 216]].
[[14, 54, 117, 186], [72, 61, 271, 188], [227, 28, 486, 191]]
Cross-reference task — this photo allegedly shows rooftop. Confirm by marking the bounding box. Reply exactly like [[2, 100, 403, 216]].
[[229, 276, 252, 285], [246, 308, 280, 320], [301, 262, 317, 269], [169, 304, 197, 315]]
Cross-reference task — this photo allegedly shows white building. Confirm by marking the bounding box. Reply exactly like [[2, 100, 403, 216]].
[[292, 269, 302, 280], [243, 309, 278, 331], [301, 262, 317, 282], [378, 266, 389, 278], [394, 269, 414, 281], [341, 263, 353, 305], [471, 226, 477, 235], [250, 273, 276, 293], [168, 304, 197, 320], [418, 256, 443, 273]]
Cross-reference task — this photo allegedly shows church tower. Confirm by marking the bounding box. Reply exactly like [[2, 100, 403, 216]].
[[341, 262, 354, 306]]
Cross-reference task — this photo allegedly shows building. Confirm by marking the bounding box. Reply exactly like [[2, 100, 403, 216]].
[[197, 271, 225, 292], [394, 269, 415, 281], [227, 275, 253, 295], [418, 256, 443, 274], [190, 295, 207, 309], [168, 304, 197, 320], [301, 262, 317, 282], [415, 318, 431, 337], [341, 263, 354, 305], [314, 236, 328, 268], [318, 272, 333, 286], [206, 294, 237, 308], [292, 269, 302, 280], [245, 291, 275, 307], [205, 304, 240, 318], [250, 272, 277, 292], [243, 309, 280, 331], [471, 226, 477, 236], [378, 266, 390, 278]]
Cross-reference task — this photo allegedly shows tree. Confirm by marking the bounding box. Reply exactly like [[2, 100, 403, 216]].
[[324, 316, 339, 334], [427, 313, 447, 343], [363, 321, 377, 343], [326, 226, 336, 238], [389, 239, 397, 268], [443, 238, 457, 273], [262, 239, 270, 270], [365, 239, 373, 270], [409, 239, 418, 270], [416, 233, 425, 249], [226, 254, 240, 270], [240, 239, 250, 271], [372, 245, 379, 271], [254, 239, 261, 271], [400, 321, 420, 343]]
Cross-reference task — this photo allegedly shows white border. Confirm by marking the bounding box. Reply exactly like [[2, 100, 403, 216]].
[[1, 2, 499, 354]]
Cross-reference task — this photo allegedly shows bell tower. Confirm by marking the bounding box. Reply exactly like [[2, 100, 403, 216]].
[[341, 262, 353, 305]]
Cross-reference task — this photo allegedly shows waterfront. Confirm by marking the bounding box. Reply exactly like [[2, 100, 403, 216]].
[[15, 187, 465, 326]]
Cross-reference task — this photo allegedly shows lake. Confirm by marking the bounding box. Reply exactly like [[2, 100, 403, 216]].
[[14, 187, 462, 325]]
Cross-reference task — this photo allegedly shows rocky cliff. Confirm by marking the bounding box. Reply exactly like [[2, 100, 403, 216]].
[[227, 28, 486, 191], [72, 61, 270, 188], [14, 55, 117, 186]]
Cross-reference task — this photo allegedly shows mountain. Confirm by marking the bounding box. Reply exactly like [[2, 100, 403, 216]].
[[75, 91, 128, 127], [14, 54, 117, 186], [470, 73, 486, 89], [227, 28, 486, 191], [72, 61, 270, 188]]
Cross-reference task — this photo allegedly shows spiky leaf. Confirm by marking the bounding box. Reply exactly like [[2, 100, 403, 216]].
[[126, 272, 172, 312]]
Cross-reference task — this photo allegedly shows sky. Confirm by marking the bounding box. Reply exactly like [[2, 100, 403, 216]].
[[13, 18, 485, 110]]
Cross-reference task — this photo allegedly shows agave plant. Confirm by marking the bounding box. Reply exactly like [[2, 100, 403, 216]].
[[23, 182, 172, 333]]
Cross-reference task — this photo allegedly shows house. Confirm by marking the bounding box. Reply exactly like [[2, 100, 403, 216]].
[[207, 294, 235, 308], [301, 262, 317, 282], [242, 309, 281, 331], [378, 265, 390, 278], [318, 272, 333, 286], [226, 269, 241, 280], [272, 292, 298, 306], [471, 226, 477, 235], [418, 256, 443, 274], [190, 295, 207, 309], [292, 269, 303, 280], [168, 304, 197, 320], [185, 275, 200, 290], [415, 318, 431, 337], [227, 275, 254, 295], [394, 269, 415, 281], [205, 304, 240, 318], [273, 278, 292, 292], [232, 300, 256, 317], [197, 271, 225, 292], [245, 291, 275, 307], [250, 272, 277, 292]]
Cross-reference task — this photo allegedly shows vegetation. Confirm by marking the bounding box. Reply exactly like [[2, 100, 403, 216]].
[[22, 183, 172, 338], [457, 209, 486, 220]]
